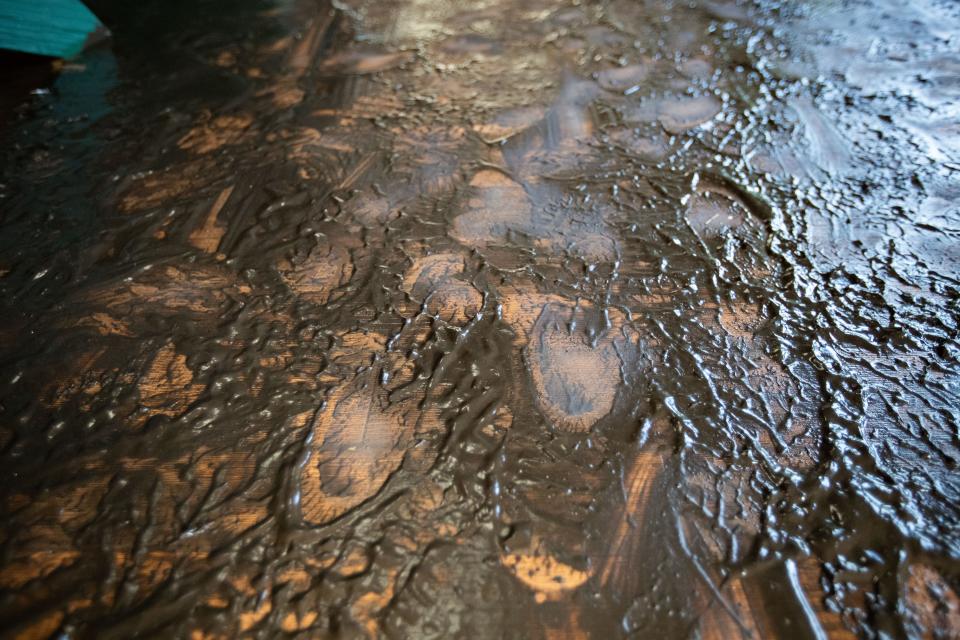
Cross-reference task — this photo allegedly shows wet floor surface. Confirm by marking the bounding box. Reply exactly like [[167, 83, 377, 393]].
[[1, 0, 959, 637]]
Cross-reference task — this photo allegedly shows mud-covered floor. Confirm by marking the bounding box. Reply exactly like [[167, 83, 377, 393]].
[[1, 0, 959, 637]]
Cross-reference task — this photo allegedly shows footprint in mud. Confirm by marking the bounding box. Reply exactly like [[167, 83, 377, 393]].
[[608, 126, 673, 162], [296, 312, 446, 528], [449, 169, 533, 249], [317, 48, 414, 76], [498, 286, 633, 404], [525, 303, 622, 433], [487, 262, 826, 628], [657, 94, 722, 134], [789, 95, 852, 176], [401, 252, 483, 325], [75, 262, 251, 329], [137, 341, 206, 420], [455, 76, 620, 263], [177, 113, 255, 155], [471, 106, 545, 144], [450, 168, 616, 263], [277, 241, 355, 305], [685, 191, 747, 235], [274, 222, 372, 305], [490, 285, 645, 606], [685, 186, 752, 237], [679, 173, 773, 249], [298, 379, 411, 526], [622, 94, 723, 134], [596, 63, 650, 92], [544, 76, 599, 147]]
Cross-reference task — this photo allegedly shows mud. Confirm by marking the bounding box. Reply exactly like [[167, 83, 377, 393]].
[[1, 0, 959, 637]]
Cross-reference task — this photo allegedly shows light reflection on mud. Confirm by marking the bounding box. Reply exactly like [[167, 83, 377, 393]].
[[1, 0, 959, 637]]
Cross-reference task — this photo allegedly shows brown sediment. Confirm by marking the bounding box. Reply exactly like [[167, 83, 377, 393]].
[[1, 0, 959, 637], [177, 114, 255, 155], [599, 449, 665, 589], [188, 185, 234, 254], [137, 342, 205, 419], [501, 541, 592, 602], [118, 160, 220, 213], [902, 563, 960, 638]]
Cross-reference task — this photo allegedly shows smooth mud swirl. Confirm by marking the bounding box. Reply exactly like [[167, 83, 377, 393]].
[[1, 0, 959, 637]]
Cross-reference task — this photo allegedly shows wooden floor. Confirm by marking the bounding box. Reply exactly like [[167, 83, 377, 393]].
[[1, 0, 959, 637]]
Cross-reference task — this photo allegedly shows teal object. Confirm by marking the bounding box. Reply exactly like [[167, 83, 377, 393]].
[[0, 0, 108, 59]]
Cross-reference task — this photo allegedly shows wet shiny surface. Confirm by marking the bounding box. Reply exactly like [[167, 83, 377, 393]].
[[1, 0, 960, 637]]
